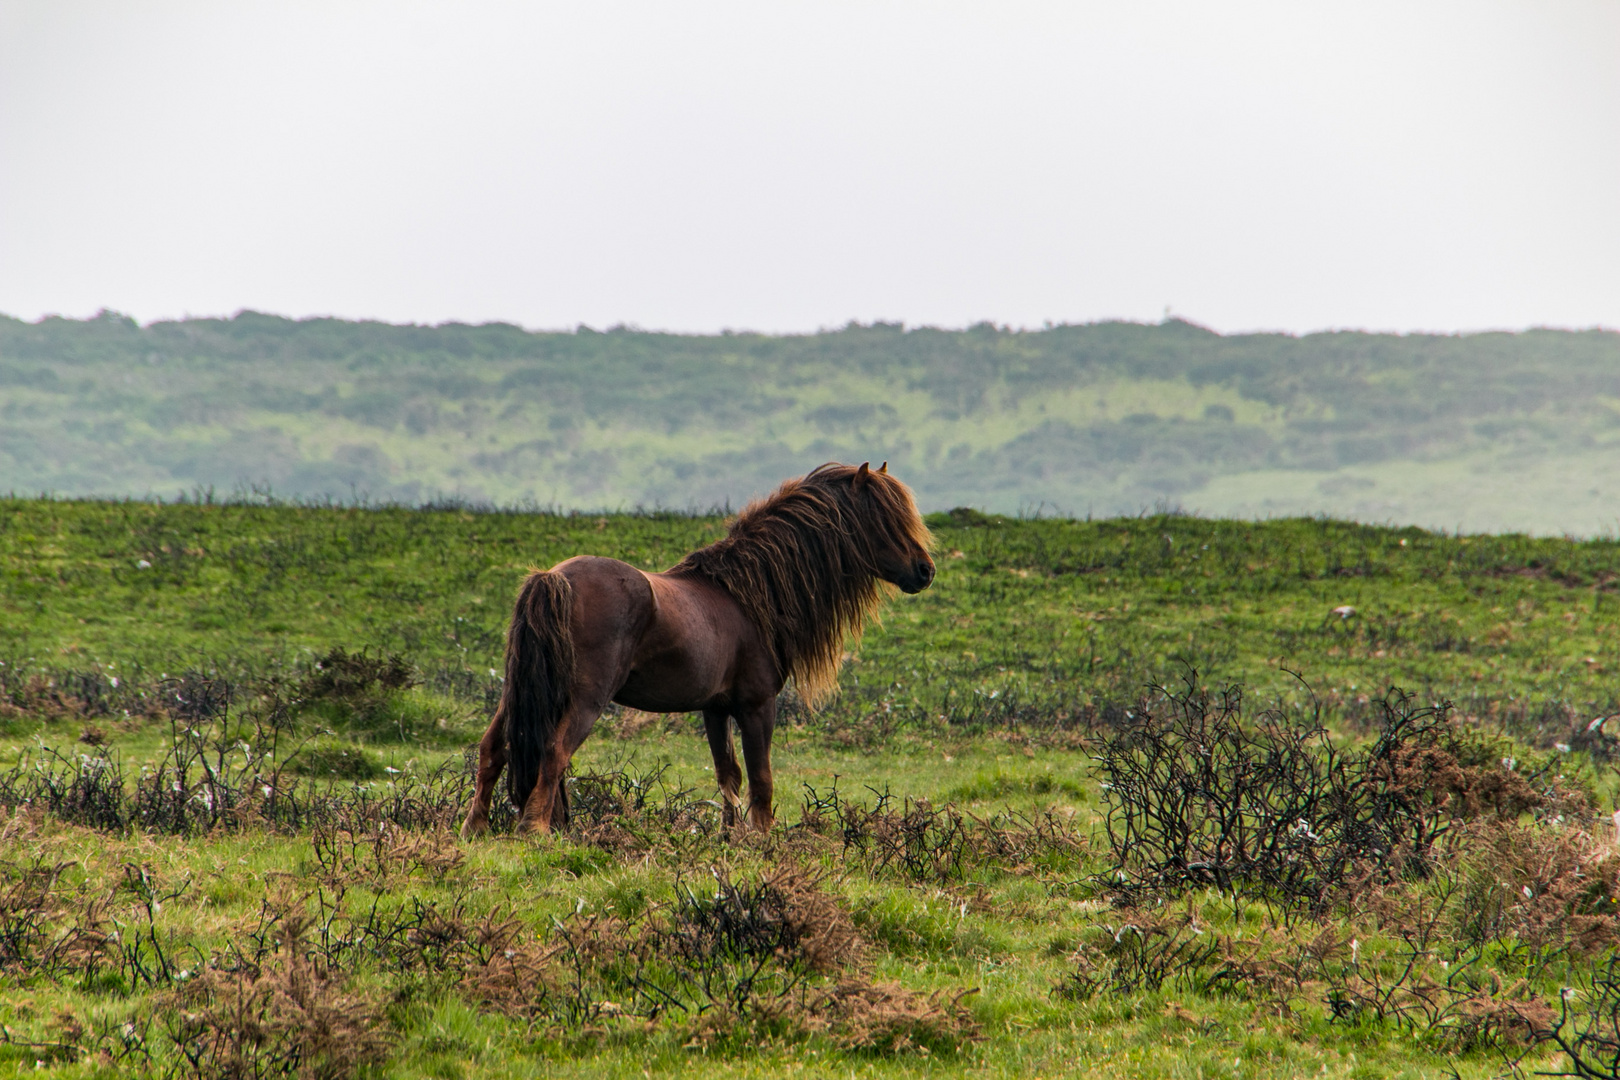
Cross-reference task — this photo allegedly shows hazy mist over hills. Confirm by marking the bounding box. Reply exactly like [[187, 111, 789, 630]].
[[3, 310, 1619, 535]]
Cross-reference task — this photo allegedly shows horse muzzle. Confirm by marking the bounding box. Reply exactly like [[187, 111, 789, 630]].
[[898, 559, 935, 594]]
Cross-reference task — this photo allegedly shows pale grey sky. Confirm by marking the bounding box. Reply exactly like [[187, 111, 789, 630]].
[[2, 1, 1616, 334]]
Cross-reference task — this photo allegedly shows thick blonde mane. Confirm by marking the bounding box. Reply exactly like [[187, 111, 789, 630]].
[[671, 463, 932, 707]]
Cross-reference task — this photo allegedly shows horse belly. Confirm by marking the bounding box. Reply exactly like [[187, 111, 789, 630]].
[[612, 584, 742, 713], [612, 648, 730, 713]]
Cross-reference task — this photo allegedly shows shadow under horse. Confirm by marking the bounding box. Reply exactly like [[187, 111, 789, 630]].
[[460, 461, 936, 837]]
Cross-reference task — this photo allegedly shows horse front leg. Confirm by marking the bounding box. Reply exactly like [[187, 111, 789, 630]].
[[460, 709, 507, 839], [702, 708, 745, 828], [735, 699, 777, 832]]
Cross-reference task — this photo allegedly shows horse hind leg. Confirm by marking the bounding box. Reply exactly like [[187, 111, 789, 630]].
[[517, 747, 567, 834], [460, 710, 507, 839], [702, 709, 745, 828], [517, 695, 607, 835]]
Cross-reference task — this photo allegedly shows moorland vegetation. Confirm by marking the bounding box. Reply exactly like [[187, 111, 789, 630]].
[[5, 311, 1620, 532], [1, 497, 1620, 1077]]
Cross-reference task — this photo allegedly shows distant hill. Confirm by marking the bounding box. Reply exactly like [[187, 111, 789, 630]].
[[3, 310, 1619, 534]]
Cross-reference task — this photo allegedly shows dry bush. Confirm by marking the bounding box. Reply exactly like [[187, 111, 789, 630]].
[[1375, 724, 1589, 826], [1455, 820, 1620, 954], [0, 855, 67, 971], [0, 1010, 163, 1072], [0, 855, 114, 982], [1202, 924, 1349, 1010], [455, 863, 975, 1054], [611, 865, 863, 1024], [0, 662, 265, 729], [666, 866, 862, 976], [0, 720, 484, 837], [298, 649, 416, 704], [1054, 906, 1222, 1001], [654, 868, 976, 1054], [168, 914, 394, 1080], [797, 784, 1086, 884], [1377, 742, 1541, 820], [1321, 940, 1551, 1052], [0, 673, 89, 722], [459, 916, 569, 1023], [1047, 889, 1556, 1055], [1513, 953, 1620, 1079], [1311, 876, 1563, 1053], [306, 821, 464, 885], [218, 889, 552, 1028], [564, 764, 712, 835], [805, 981, 981, 1055], [1092, 680, 1581, 909], [1050, 910, 1323, 1009]]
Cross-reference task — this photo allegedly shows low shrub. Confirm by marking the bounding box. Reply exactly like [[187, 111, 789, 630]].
[[1092, 678, 1586, 909], [797, 782, 1086, 883]]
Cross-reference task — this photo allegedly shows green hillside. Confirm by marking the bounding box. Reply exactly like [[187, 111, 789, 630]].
[[4, 311, 1619, 533]]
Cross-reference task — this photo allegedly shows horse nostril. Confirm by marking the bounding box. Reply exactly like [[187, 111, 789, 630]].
[[916, 561, 935, 585]]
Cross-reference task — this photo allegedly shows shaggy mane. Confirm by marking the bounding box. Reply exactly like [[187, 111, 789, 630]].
[[670, 463, 932, 707]]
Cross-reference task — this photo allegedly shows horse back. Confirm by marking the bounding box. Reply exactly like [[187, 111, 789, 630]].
[[547, 555, 772, 713], [626, 569, 774, 713]]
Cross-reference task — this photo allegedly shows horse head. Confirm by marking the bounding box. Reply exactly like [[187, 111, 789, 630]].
[[854, 461, 935, 594]]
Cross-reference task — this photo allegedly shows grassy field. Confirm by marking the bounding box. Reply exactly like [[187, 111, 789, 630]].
[[2, 497, 1620, 1078]]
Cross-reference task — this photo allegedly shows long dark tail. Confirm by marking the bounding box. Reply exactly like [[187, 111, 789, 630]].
[[501, 571, 576, 808]]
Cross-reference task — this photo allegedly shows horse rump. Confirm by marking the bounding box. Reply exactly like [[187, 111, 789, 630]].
[[501, 570, 577, 809]]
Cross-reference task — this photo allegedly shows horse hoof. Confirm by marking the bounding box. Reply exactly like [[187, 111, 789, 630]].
[[459, 817, 488, 841]]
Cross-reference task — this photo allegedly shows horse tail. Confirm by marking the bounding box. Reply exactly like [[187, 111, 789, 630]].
[[501, 570, 576, 808]]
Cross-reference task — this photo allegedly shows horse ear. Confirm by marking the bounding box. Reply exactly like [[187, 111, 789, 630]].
[[855, 462, 871, 487], [878, 461, 888, 474]]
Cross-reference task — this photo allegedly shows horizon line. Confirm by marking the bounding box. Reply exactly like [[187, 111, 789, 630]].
[[5, 306, 1617, 341]]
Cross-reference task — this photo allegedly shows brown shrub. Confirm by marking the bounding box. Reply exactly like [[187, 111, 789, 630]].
[[1456, 821, 1620, 953], [1446, 993, 1556, 1052], [458, 915, 569, 1022], [458, 864, 980, 1055], [307, 822, 465, 885], [299, 649, 415, 704], [797, 784, 1086, 884], [692, 865, 861, 975], [1202, 925, 1349, 1011], [635, 864, 864, 1010], [807, 981, 982, 1055], [1378, 743, 1548, 821], [169, 915, 394, 1080], [0, 856, 114, 980], [1054, 907, 1222, 1000], [1323, 947, 1550, 1052], [0, 675, 88, 722]]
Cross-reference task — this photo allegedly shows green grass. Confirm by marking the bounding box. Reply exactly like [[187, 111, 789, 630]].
[[4, 497, 1618, 714], [1, 498, 1618, 1077]]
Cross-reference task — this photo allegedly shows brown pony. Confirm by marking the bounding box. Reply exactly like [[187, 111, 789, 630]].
[[460, 462, 935, 838]]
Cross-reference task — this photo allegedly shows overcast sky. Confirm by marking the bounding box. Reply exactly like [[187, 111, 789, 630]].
[[2, 1, 1616, 335]]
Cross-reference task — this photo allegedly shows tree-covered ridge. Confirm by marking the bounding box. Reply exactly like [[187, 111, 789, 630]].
[[3, 310, 1618, 530]]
